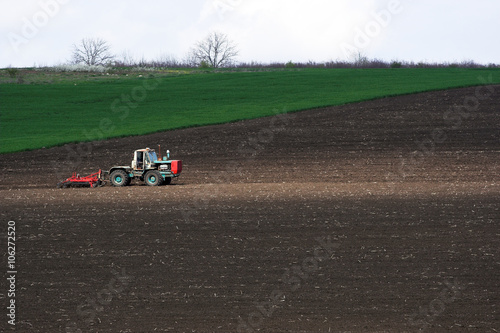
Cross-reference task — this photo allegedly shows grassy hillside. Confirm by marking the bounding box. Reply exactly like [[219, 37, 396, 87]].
[[1, 68, 499, 153]]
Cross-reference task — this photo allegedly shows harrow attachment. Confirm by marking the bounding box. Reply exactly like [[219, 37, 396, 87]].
[[57, 170, 105, 188]]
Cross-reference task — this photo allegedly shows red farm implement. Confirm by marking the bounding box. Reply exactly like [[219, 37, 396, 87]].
[[57, 170, 105, 188]]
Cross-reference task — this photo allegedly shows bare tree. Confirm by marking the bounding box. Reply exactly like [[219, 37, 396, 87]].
[[349, 51, 369, 68], [71, 38, 115, 66], [119, 49, 136, 67], [190, 32, 239, 68]]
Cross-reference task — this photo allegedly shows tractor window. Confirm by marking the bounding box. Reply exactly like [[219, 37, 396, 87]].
[[136, 151, 143, 163], [148, 152, 158, 162]]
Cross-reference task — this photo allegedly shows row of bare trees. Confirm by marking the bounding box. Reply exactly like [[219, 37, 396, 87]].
[[71, 32, 238, 68], [71, 34, 497, 69]]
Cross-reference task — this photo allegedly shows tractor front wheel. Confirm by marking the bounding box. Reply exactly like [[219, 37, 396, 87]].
[[145, 170, 163, 186], [110, 170, 130, 187]]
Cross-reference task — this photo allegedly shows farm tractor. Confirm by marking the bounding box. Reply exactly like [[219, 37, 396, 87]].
[[57, 146, 182, 188]]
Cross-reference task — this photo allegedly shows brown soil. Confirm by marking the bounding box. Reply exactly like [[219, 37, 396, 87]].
[[1, 86, 499, 333]]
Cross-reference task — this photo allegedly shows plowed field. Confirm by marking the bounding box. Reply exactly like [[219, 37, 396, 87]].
[[1, 85, 499, 332]]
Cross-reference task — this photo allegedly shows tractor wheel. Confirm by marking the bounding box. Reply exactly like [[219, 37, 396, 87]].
[[163, 177, 172, 185], [110, 170, 130, 187], [145, 170, 163, 186]]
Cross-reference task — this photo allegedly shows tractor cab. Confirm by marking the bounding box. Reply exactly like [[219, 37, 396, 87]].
[[132, 148, 157, 170]]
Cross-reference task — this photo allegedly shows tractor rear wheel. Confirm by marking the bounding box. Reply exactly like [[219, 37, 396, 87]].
[[163, 177, 172, 185], [145, 170, 163, 186], [110, 170, 130, 187]]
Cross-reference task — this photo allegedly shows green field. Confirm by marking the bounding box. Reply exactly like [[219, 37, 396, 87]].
[[1, 68, 499, 154]]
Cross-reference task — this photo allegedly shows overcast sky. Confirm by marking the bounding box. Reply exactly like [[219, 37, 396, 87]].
[[1, 0, 499, 68]]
